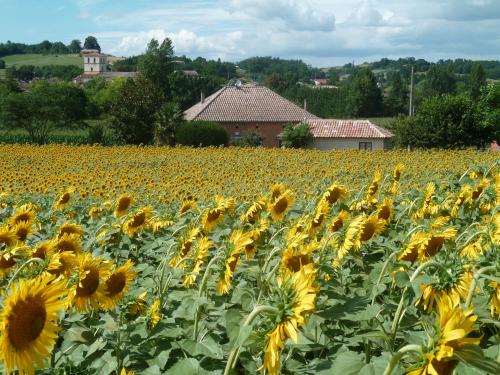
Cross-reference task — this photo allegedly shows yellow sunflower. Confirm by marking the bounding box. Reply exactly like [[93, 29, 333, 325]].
[[459, 238, 484, 259], [201, 207, 225, 233], [0, 225, 18, 249], [101, 260, 137, 311], [0, 248, 20, 279], [328, 211, 349, 233], [268, 190, 294, 221], [46, 251, 77, 278], [12, 221, 34, 242], [399, 226, 456, 263], [114, 194, 135, 218], [407, 295, 480, 375], [216, 230, 252, 295], [240, 198, 266, 224], [123, 206, 152, 237], [128, 291, 148, 318], [262, 264, 317, 375], [54, 187, 75, 210], [169, 227, 200, 267], [377, 198, 394, 223], [179, 199, 197, 216], [488, 281, 500, 318], [183, 236, 213, 288], [354, 215, 386, 249], [270, 183, 287, 202], [7, 203, 36, 226], [307, 200, 330, 236], [244, 218, 269, 260], [0, 274, 66, 375], [49, 233, 82, 254], [88, 206, 104, 220], [320, 183, 348, 206], [57, 223, 84, 238], [281, 241, 319, 273], [147, 299, 162, 331], [366, 171, 382, 198], [416, 270, 473, 312], [68, 253, 112, 313]]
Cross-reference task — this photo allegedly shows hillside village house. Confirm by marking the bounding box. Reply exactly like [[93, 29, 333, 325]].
[[184, 85, 317, 147], [304, 119, 394, 150], [73, 49, 138, 84], [184, 84, 394, 149]]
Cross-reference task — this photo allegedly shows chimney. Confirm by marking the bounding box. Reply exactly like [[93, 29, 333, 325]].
[[201, 92, 205, 104], [303, 99, 307, 122]]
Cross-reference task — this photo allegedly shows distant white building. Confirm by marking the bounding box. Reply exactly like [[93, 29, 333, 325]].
[[304, 119, 394, 150], [73, 49, 138, 84]]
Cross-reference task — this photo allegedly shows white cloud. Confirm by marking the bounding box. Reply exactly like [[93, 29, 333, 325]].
[[229, 0, 335, 32]]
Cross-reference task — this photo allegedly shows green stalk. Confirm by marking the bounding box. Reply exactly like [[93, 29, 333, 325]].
[[7, 257, 45, 290], [382, 344, 423, 375], [371, 251, 398, 305], [464, 266, 496, 309], [193, 255, 221, 340], [223, 305, 279, 375], [390, 261, 447, 348]]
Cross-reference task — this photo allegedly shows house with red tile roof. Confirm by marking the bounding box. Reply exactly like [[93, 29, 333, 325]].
[[304, 119, 394, 150], [184, 84, 317, 147]]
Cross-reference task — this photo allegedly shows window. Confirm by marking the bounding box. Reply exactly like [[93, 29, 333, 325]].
[[93, 57, 96, 63], [359, 142, 372, 151], [90, 67, 93, 72]]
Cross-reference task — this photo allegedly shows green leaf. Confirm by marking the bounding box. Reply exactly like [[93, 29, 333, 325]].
[[393, 270, 410, 288], [316, 350, 365, 374], [454, 345, 500, 374], [164, 358, 220, 375]]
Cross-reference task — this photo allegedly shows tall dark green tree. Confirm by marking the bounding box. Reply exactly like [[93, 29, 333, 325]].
[[83, 36, 101, 52], [153, 102, 183, 146], [384, 72, 408, 115], [469, 63, 486, 99], [110, 77, 164, 144], [138, 38, 175, 97], [422, 65, 457, 97], [1, 81, 87, 143], [68, 39, 82, 53], [345, 68, 383, 117]]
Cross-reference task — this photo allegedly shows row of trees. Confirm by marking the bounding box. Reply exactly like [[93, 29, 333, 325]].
[[393, 85, 500, 148], [0, 37, 101, 58], [4, 65, 83, 81]]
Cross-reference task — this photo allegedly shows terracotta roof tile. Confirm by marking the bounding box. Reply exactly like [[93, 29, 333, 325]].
[[184, 85, 318, 122], [306, 119, 394, 139]]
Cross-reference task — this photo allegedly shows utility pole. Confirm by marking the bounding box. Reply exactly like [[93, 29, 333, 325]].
[[409, 65, 414, 117]]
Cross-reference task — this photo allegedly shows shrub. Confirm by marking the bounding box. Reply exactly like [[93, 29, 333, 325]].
[[281, 122, 313, 148], [231, 131, 264, 147], [176, 121, 229, 147]]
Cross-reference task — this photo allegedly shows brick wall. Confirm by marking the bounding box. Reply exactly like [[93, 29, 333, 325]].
[[222, 122, 289, 147]]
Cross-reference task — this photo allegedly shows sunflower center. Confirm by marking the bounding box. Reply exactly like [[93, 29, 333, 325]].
[[8, 297, 47, 350], [77, 269, 100, 297], [378, 206, 391, 220], [360, 223, 376, 241], [207, 209, 222, 223], [117, 198, 131, 212], [0, 255, 16, 269], [330, 219, 344, 232], [130, 212, 146, 227], [59, 193, 71, 205], [273, 197, 289, 215], [425, 237, 444, 256], [106, 272, 126, 296]]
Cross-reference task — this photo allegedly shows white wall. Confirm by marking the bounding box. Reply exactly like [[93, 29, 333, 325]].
[[310, 138, 387, 150], [83, 56, 107, 73]]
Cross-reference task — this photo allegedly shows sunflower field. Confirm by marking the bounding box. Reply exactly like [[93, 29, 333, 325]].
[[0, 145, 499, 375]]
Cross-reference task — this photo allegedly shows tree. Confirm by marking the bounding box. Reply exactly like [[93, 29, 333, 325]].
[[176, 121, 229, 147], [138, 38, 175, 96], [153, 102, 183, 145], [0, 59, 5, 69], [68, 39, 82, 54], [476, 84, 500, 142], [384, 72, 408, 115], [264, 73, 291, 94], [110, 77, 164, 144], [83, 36, 101, 52], [393, 94, 483, 149], [422, 65, 457, 97], [345, 68, 383, 117], [281, 123, 313, 148], [470, 63, 486, 99], [1, 81, 87, 143]]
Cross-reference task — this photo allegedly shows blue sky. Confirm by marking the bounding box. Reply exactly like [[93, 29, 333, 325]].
[[1, 0, 500, 66]]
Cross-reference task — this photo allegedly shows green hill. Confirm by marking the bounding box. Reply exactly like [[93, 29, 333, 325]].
[[1, 53, 83, 68]]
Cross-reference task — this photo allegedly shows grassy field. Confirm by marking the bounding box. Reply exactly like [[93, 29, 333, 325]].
[[1, 53, 82, 68]]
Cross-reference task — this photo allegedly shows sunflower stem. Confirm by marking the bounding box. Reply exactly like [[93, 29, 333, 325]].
[[371, 251, 398, 305], [223, 305, 279, 375], [390, 261, 447, 349], [382, 344, 422, 375], [464, 266, 496, 309], [193, 255, 221, 341], [6, 257, 45, 289]]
